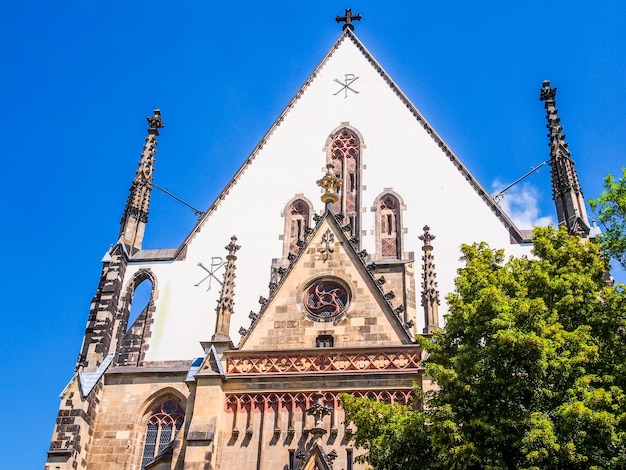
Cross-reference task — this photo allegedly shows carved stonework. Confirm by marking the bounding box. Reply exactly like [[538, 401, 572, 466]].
[[317, 164, 343, 205], [307, 392, 333, 440], [540, 81, 590, 236], [226, 348, 421, 375], [213, 236, 240, 342], [146, 108, 164, 133], [419, 225, 440, 334], [119, 109, 164, 252], [224, 390, 413, 412]]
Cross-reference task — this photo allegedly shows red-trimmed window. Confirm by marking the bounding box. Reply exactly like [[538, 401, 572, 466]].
[[379, 194, 401, 259], [328, 129, 361, 237]]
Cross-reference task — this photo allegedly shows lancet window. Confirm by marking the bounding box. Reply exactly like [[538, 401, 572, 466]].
[[327, 128, 361, 238], [127, 278, 152, 332], [287, 198, 310, 257], [117, 270, 157, 366], [377, 193, 402, 259], [141, 399, 185, 468]]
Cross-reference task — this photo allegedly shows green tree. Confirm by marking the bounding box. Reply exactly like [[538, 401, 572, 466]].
[[341, 394, 435, 469], [342, 227, 626, 470], [590, 167, 626, 270]]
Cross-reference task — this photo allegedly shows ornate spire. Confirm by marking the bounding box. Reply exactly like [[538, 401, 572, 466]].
[[317, 163, 343, 207], [212, 236, 240, 342], [540, 81, 590, 236], [335, 8, 362, 31], [419, 226, 440, 334], [119, 109, 164, 253]]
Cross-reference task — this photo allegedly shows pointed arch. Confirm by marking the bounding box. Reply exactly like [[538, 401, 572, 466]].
[[373, 190, 406, 260], [281, 195, 314, 259], [324, 125, 365, 240], [139, 387, 187, 417], [138, 389, 187, 469], [116, 269, 158, 366]]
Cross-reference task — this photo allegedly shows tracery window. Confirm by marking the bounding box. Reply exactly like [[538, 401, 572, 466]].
[[328, 128, 361, 238], [141, 400, 185, 468], [378, 193, 402, 259]]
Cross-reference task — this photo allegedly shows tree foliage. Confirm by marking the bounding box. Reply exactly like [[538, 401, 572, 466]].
[[341, 394, 435, 469], [590, 167, 626, 269], [342, 227, 626, 470]]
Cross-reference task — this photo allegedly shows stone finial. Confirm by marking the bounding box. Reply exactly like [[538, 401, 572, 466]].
[[317, 164, 343, 206], [419, 226, 440, 334], [213, 236, 239, 342], [418, 225, 435, 247], [539, 80, 556, 103], [335, 8, 362, 31], [225, 235, 240, 258], [146, 109, 164, 135]]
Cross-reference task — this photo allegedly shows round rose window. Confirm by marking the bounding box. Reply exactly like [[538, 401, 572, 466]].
[[304, 279, 349, 322]]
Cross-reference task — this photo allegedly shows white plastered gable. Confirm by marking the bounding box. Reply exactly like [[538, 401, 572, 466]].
[[136, 30, 532, 361]]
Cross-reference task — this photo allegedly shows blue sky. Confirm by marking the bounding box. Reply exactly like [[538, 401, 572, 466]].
[[1, 2, 625, 467]]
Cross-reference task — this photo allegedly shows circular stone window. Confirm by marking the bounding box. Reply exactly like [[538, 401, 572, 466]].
[[303, 278, 350, 322]]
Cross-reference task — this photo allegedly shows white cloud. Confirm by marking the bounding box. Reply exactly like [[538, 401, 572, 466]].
[[492, 181, 553, 229]]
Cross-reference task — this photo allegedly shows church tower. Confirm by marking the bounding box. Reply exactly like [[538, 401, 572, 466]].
[[46, 111, 164, 470], [46, 12, 591, 470]]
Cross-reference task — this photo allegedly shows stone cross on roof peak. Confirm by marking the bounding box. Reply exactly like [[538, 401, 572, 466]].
[[335, 8, 362, 31]]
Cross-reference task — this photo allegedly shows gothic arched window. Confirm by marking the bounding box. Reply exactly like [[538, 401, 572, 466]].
[[377, 193, 402, 259], [327, 128, 362, 238], [288, 199, 310, 257], [141, 399, 185, 468], [117, 270, 157, 367], [127, 278, 152, 332]]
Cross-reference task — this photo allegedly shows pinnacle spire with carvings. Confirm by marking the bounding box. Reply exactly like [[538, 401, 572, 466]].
[[213, 236, 240, 342], [540, 81, 590, 236], [119, 109, 164, 253], [419, 225, 440, 334]]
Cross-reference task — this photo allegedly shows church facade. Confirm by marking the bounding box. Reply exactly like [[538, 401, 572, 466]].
[[46, 13, 591, 470]]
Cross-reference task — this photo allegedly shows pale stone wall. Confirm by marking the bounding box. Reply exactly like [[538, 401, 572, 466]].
[[84, 369, 189, 470], [241, 217, 411, 351], [71, 365, 418, 470]]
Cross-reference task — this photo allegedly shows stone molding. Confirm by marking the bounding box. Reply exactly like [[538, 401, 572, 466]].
[[224, 347, 421, 375]]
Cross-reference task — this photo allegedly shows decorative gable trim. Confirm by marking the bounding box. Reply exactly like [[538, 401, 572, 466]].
[[193, 344, 226, 379], [237, 209, 415, 348], [298, 442, 335, 470]]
